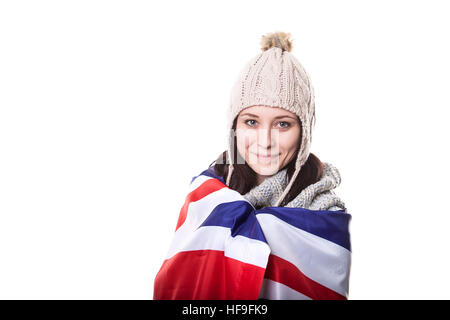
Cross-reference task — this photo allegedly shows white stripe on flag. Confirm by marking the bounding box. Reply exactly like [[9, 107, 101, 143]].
[[256, 213, 351, 297], [259, 279, 311, 300], [166, 226, 269, 268], [177, 186, 246, 233]]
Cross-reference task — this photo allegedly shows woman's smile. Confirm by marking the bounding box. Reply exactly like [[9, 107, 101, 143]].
[[254, 153, 280, 163]]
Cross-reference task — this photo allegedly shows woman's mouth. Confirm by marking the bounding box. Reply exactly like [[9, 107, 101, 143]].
[[254, 153, 280, 163]]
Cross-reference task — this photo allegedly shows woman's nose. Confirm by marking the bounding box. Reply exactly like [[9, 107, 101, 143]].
[[257, 128, 278, 149]]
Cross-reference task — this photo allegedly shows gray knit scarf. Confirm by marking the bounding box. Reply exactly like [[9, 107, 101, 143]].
[[243, 162, 346, 211]]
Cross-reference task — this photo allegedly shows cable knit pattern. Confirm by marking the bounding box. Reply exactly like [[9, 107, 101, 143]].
[[243, 168, 288, 209], [286, 162, 346, 210], [243, 162, 346, 211]]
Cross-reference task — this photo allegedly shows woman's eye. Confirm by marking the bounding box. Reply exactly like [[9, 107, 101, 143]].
[[278, 121, 290, 128], [245, 119, 257, 126]]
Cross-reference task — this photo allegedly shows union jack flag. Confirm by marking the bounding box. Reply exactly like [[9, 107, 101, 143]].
[[153, 166, 352, 300]]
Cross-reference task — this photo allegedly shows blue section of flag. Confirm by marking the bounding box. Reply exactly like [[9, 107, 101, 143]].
[[199, 200, 267, 243], [255, 206, 351, 251]]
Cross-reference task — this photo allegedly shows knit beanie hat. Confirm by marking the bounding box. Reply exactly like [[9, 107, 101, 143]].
[[225, 31, 316, 207]]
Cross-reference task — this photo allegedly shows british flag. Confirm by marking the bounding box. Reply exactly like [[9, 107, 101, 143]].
[[153, 166, 352, 300]]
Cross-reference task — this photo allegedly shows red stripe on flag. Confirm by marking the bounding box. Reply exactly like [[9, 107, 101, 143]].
[[265, 254, 347, 300], [175, 179, 227, 231], [153, 250, 266, 300]]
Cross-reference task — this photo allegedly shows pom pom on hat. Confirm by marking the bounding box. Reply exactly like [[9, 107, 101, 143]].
[[260, 31, 293, 52]]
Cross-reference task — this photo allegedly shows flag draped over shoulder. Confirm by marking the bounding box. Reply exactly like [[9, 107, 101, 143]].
[[153, 166, 352, 300]]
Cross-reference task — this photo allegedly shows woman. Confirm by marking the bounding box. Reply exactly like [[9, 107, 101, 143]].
[[154, 31, 351, 300]]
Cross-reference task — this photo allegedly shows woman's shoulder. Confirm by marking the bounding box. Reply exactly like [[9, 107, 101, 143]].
[[191, 164, 225, 185], [309, 190, 347, 212], [310, 162, 347, 212]]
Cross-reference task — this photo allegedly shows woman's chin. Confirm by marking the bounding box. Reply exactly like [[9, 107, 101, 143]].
[[252, 164, 279, 176], [246, 155, 281, 175]]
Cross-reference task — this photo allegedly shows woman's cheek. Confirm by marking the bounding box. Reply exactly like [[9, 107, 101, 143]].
[[236, 134, 248, 160], [236, 133, 252, 161]]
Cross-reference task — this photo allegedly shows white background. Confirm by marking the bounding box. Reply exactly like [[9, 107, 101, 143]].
[[1, 0, 449, 299]]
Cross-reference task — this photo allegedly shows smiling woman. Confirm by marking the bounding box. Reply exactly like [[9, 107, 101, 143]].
[[154, 31, 351, 301]]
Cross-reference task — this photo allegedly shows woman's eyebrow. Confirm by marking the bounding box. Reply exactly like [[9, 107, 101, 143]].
[[240, 113, 297, 120]]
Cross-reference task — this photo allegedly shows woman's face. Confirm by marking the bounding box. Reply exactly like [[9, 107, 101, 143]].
[[235, 105, 301, 185]]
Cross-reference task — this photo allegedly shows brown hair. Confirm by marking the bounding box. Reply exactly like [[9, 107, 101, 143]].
[[211, 117, 324, 207]]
